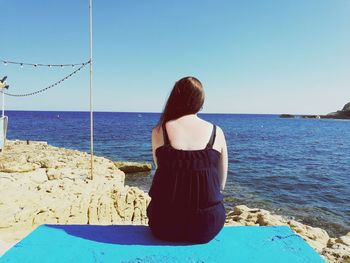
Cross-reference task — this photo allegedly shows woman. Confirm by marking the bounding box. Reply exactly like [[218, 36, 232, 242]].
[[147, 76, 228, 244]]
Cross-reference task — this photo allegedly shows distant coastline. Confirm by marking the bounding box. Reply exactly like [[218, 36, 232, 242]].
[[280, 102, 350, 120]]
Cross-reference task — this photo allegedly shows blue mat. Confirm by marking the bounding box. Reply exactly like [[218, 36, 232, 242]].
[[1, 225, 325, 263]]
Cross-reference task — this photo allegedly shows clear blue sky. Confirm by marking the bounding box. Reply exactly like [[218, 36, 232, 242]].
[[1, 0, 349, 114]]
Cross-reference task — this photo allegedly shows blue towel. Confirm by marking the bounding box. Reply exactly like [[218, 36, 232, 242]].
[[0, 225, 325, 262]]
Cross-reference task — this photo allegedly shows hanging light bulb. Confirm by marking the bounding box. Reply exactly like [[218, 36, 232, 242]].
[[34, 64, 37, 67], [61, 65, 64, 68], [20, 63, 24, 68], [4, 61, 7, 66], [72, 64, 75, 68], [48, 65, 52, 68]]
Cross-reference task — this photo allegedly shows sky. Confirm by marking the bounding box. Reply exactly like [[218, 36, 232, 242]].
[[0, 0, 349, 114]]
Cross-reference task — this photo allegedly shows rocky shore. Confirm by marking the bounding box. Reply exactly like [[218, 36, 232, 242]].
[[0, 140, 151, 256], [0, 140, 349, 262], [323, 102, 350, 119], [280, 101, 350, 120]]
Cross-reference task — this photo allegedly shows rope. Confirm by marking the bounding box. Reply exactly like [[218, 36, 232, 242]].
[[1, 59, 87, 68], [0, 61, 90, 97]]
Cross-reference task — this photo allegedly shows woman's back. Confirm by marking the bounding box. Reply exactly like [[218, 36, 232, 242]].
[[147, 115, 226, 243], [162, 115, 221, 152]]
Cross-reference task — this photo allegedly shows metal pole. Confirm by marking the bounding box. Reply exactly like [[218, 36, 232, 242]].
[[89, 0, 94, 180], [1, 90, 4, 117]]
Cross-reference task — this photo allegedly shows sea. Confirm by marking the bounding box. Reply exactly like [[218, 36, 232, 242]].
[[4, 110, 350, 237]]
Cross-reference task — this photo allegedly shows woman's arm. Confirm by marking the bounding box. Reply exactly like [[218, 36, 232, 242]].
[[217, 127, 228, 192], [152, 127, 161, 169]]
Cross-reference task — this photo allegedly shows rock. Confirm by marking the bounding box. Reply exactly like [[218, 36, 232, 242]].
[[335, 235, 350, 246], [322, 242, 350, 263], [324, 111, 350, 119], [323, 101, 350, 119], [327, 238, 337, 247], [298, 102, 350, 120], [29, 169, 48, 184], [233, 205, 250, 215], [288, 220, 306, 234], [301, 115, 321, 119], [0, 140, 150, 256], [280, 114, 295, 118], [304, 226, 330, 246], [342, 102, 350, 112], [0, 162, 37, 173], [46, 168, 62, 180], [256, 213, 287, 226], [114, 161, 152, 173]]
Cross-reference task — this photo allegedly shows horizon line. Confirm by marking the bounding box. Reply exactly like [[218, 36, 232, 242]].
[[4, 109, 324, 116]]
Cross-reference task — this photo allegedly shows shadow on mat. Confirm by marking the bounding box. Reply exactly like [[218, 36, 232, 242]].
[[45, 224, 194, 246]]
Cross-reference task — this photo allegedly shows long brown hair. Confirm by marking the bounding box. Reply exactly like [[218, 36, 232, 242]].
[[157, 76, 205, 129]]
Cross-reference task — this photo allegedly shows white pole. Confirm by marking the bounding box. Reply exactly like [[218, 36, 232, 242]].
[[1, 90, 4, 117], [89, 0, 94, 180]]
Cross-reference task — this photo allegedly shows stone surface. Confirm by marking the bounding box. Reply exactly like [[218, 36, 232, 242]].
[[114, 161, 152, 173], [0, 140, 151, 257], [336, 235, 350, 246]]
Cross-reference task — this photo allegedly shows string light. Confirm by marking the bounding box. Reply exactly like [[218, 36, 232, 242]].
[[1, 61, 89, 97], [1, 59, 88, 68]]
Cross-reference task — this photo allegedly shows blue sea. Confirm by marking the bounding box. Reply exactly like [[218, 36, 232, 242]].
[[4, 111, 350, 237]]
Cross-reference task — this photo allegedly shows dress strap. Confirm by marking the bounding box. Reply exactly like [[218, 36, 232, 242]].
[[162, 123, 170, 146], [206, 124, 217, 149]]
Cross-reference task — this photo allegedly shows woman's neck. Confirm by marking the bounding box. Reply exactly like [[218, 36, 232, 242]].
[[178, 113, 198, 120]]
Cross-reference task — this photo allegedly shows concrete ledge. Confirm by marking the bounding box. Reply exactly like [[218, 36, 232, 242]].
[[0, 225, 325, 262]]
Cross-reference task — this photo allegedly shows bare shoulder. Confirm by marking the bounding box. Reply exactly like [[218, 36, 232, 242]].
[[197, 117, 216, 129], [212, 125, 226, 152], [216, 125, 225, 138], [213, 125, 225, 145], [152, 126, 161, 136], [152, 125, 163, 144], [196, 117, 225, 138]]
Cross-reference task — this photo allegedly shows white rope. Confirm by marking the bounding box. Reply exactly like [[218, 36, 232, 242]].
[[1, 62, 89, 97], [1, 59, 86, 68]]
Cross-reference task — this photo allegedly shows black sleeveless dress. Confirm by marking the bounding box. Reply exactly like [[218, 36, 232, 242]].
[[147, 123, 226, 243]]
